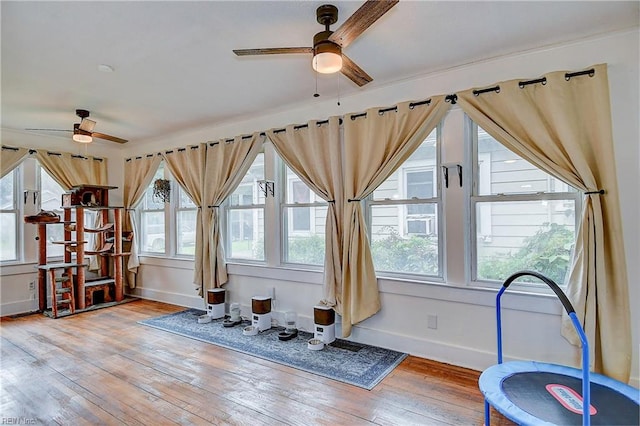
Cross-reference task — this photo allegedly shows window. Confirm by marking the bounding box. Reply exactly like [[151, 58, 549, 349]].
[[0, 169, 19, 262], [368, 128, 441, 278], [139, 163, 167, 254], [39, 167, 66, 257], [469, 121, 580, 287], [282, 164, 327, 266], [176, 186, 197, 256], [226, 153, 265, 261]]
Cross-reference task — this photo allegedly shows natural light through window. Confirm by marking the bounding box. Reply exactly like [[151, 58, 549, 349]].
[[368, 128, 441, 278], [282, 164, 327, 266], [471, 122, 579, 287], [0, 169, 19, 262], [226, 153, 265, 261]]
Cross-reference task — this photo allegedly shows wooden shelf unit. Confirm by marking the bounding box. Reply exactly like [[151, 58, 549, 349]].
[[29, 185, 126, 317]]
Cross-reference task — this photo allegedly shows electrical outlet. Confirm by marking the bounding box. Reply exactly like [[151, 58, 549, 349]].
[[427, 314, 438, 330], [28, 281, 36, 291], [29, 292, 36, 300]]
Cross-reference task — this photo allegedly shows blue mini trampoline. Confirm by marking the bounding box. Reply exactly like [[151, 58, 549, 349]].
[[479, 271, 639, 426]]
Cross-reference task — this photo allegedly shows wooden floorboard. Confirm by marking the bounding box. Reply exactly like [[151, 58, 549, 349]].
[[0, 299, 515, 425]]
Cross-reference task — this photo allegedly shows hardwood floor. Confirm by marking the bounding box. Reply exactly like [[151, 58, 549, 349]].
[[1, 299, 514, 425]]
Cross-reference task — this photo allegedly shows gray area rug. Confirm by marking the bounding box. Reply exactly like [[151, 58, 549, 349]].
[[138, 308, 408, 390]]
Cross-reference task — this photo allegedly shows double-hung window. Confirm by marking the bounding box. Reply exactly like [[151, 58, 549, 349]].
[[281, 164, 327, 266], [0, 168, 19, 262], [469, 120, 580, 287], [176, 186, 197, 256], [39, 166, 66, 258], [368, 127, 441, 278], [139, 162, 167, 254], [226, 153, 265, 261]]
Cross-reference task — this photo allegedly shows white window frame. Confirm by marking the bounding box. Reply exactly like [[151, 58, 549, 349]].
[[366, 125, 443, 281], [224, 152, 266, 264], [138, 162, 169, 255], [280, 160, 327, 267], [0, 167, 21, 263], [174, 184, 197, 258], [466, 117, 581, 291]]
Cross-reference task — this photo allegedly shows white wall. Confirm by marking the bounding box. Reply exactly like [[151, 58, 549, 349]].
[[2, 29, 638, 386]]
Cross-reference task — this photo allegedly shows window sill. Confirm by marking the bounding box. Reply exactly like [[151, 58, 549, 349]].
[[136, 256, 562, 316]]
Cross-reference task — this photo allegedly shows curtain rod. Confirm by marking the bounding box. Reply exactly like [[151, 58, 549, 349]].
[[473, 68, 596, 96], [132, 64, 590, 159]]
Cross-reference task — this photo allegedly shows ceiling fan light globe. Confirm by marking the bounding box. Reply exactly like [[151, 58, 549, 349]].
[[73, 133, 93, 143], [312, 52, 342, 74]]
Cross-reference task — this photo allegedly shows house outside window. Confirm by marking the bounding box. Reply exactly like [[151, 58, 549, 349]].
[[0, 169, 19, 262], [226, 153, 265, 261], [176, 186, 197, 256], [368, 128, 441, 278], [469, 120, 580, 287], [282, 164, 327, 266], [139, 163, 167, 254]]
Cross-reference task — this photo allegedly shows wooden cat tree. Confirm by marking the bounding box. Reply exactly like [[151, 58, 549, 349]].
[[26, 185, 129, 318]]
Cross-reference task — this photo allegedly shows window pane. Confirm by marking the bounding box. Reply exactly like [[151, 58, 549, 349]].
[[0, 171, 17, 261], [142, 164, 166, 209], [370, 205, 439, 275], [477, 128, 570, 195], [373, 130, 437, 200], [284, 206, 327, 265], [177, 209, 197, 255], [141, 212, 165, 253], [179, 186, 196, 208], [230, 153, 264, 206], [0, 213, 17, 261], [0, 171, 14, 209], [228, 208, 264, 260], [476, 199, 576, 284], [40, 169, 65, 257]]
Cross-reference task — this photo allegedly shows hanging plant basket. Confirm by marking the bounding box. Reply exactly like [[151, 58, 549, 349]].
[[153, 179, 171, 203]]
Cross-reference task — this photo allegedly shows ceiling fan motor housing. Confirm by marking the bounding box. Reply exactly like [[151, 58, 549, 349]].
[[313, 30, 341, 54], [316, 4, 338, 27], [76, 109, 90, 119]]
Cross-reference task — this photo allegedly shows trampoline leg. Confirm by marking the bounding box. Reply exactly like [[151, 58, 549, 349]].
[[484, 399, 490, 426]]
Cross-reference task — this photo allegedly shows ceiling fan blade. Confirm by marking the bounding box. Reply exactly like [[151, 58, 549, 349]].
[[25, 128, 71, 132], [233, 47, 313, 56], [79, 118, 96, 132], [329, 0, 398, 48], [91, 132, 128, 144], [341, 54, 373, 87]]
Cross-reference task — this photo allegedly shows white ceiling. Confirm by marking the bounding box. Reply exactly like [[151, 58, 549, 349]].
[[2, 1, 638, 145]]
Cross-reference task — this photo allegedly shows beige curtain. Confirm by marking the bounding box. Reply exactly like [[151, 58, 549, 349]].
[[201, 133, 263, 295], [1, 146, 30, 178], [123, 154, 162, 288], [162, 145, 206, 291], [340, 97, 450, 336], [457, 64, 630, 382], [35, 151, 107, 190], [267, 117, 343, 305]]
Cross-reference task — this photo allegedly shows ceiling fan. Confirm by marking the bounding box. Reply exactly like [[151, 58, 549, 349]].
[[26, 109, 128, 144], [233, 0, 399, 87]]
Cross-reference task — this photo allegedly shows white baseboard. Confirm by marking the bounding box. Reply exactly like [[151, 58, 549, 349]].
[[1, 299, 38, 317], [126, 287, 204, 310]]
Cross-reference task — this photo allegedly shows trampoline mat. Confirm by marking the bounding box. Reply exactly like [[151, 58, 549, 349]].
[[502, 372, 639, 425]]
